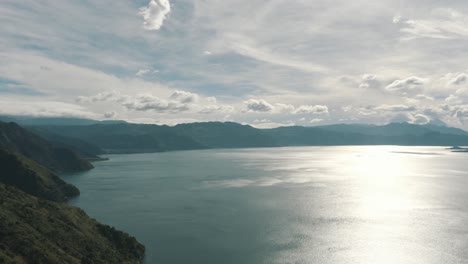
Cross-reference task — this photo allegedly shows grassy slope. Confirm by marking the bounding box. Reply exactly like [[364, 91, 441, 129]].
[[0, 121, 93, 172], [0, 184, 145, 264], [0, 149, 79, 202]]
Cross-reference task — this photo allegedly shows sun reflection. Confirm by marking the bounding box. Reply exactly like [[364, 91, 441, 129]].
[[349, 147, 420, 264], [353, 147, 415, 218]]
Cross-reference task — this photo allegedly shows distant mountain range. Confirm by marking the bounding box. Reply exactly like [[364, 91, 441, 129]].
[[5, 116, 466, 154], [0, 115, 128, 126]]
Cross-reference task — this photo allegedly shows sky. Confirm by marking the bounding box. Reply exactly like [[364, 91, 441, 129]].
[[1, 0, 468, 128]]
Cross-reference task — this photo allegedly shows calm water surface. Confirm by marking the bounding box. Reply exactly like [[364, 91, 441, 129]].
[[64, 146, 468, 264]]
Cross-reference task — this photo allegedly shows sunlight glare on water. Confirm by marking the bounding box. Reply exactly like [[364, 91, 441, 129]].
[[65, 146, 468, 264]]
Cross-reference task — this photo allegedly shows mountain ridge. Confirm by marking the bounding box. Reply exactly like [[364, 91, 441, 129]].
[[0, 121, 94, 172], [28, 121, 468, 154]]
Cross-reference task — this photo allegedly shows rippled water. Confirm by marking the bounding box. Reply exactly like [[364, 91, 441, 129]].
[[64, 146, 468, 264]]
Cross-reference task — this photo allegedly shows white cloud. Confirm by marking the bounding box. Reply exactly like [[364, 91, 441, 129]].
[[121, 93, 189, 113], [359, 74, 381, 89], [170, 90, 199, 104], [104, 111, 117, 119], [244, 101, 328, 115], [275, 103, 296, 113], [245, 99, 274, 112], [375, 104, 417, 112], [0, 97, 97, 119], [398, 9, 468, 40], [4, 1, 468, 129], [199, 105, 234, 114], [410, 114, 431, 125], [293, 105, 329, 115], [76, 91, 120, 103], [449, 73, 468, 86], [136, 69, 151, 77], [78, 90, 234, 115], [228, 38, 330, 74], [250, 121, 296, 129], [415, 94, 434, 101], [393, 14, 402, 24], [139, 0, 171, 31], [386, 76, 427, 94], [310, 118, 323, 124]]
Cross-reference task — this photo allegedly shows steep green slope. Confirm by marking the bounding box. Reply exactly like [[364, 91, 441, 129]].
[[0, 121, 93, 172], [0, 149, 79, 202], [0, 183, 145, 264]]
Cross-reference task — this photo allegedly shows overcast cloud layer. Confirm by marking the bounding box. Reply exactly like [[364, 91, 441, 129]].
[[1, 0, 468, 128]]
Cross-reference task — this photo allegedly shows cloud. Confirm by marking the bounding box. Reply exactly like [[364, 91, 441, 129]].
[[139, 0, 171, 31], [410, 114, 430, 125], [136, 69, 151, 77], [245, 99, 274, 112], [359, 74, 381, 89], [121, 93, 189, 113], [78, 90, 234, 115], [244, 100, 328, 115], [397, 9, 468, 40], [275, 103, 296, 113], [228, 38, 330, 74], [0, 98, 97, 119], [250, 121, 296, 129], [310, 118, 323, 124], [386, 76, 427, 94], [293, 105, 329, 115], [104, 111, 117, 119], [375, 104, 417, 112], [199, 105, 234, 114], [77, 91, 190, 113], [170, 90, 199, 104], [393, 14, 402, 24], [415, 94, 434, 101], [4, 1, 468, 129], [449, 73, 468, 86], [76, 91, 120, 103]]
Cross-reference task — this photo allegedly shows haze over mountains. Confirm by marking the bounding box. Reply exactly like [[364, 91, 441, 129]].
[[2, 116, 468, 155]]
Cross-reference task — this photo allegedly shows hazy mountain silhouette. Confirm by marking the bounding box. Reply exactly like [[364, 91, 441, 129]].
[[30, 123, 205, 153], [0, 115, 128, 126], [173, 122, 278, 148], [29, 120, 468, 153]]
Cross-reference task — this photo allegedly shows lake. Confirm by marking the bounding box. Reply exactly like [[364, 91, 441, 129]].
[[64, 146, 468, 264]]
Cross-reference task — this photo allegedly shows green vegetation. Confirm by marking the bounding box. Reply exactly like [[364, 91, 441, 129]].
[[0, 149, 79, 202], [0, 121, 145, 263], [0, 184, 145, 264], [0, 121, 93, 172]]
